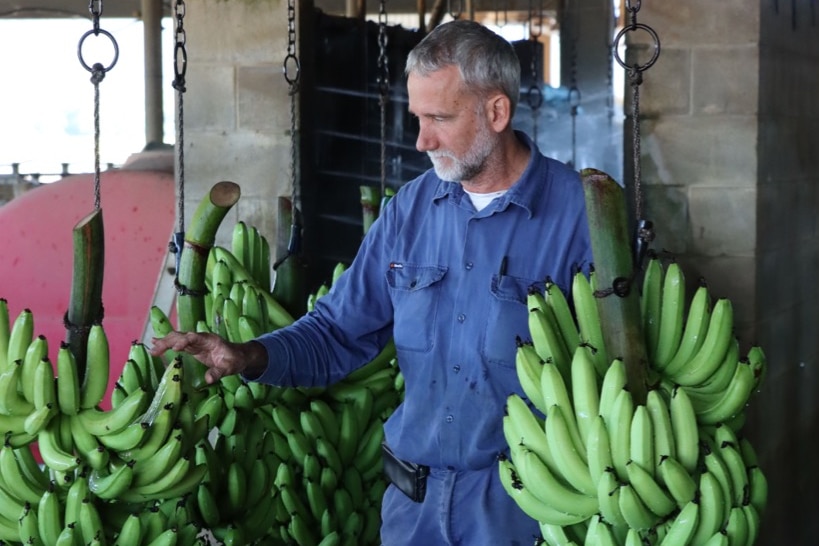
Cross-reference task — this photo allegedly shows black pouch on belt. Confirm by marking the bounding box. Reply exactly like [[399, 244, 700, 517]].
[[381, 442, 429, 503]]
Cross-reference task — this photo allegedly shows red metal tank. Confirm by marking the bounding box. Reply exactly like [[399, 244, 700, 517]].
[[0, 168, 175, 408]]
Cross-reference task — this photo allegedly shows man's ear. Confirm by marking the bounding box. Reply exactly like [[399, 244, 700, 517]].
[[486, 93, 512, 132]]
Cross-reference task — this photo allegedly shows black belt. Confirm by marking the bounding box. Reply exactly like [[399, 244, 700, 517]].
[[382, 442, 430, 503]]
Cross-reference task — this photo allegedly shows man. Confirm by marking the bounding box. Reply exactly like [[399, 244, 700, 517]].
[[152, 19, 593, 545]]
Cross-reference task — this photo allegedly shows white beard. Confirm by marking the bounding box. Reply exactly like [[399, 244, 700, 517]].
[[428, 118, 497, 183]]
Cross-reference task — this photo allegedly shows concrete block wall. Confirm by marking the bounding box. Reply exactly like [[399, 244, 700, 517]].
[[629, 1, 819, 543], [182, 0, 294, 253]]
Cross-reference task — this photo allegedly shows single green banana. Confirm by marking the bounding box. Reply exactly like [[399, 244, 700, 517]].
[[629, 404, 655, 478], [585, 414, 614, 485], [657, 455, 697, 509], [598, 357, 627, 424], [497, 454, 590, 526], [37, 417, 81, 473], [747, 464, 768, 515], [17, 500, 42, 546], [55, 342, 81, 416], [641, 256, 664, 363], [111, 513, 143, 546], [23, 402, 57, 436], [20, 334, 48, 405], [195, 482, 222, 529], [543, 278, 580, 353], [225, 460, 248, 517], [75, 386, 149, 436], [597, 467, 627, 527], [0, 438, 45, 505], [717, 439, 750, 507], [512, 446, 598, 518], [742, 502, 761, 546], [231, 221, 250, 272], [657, 499, 699, 546], [528, 305, 571, 383], [504, 394, 558, 474], [695, 360, 756, 425], [136, 433, 190, 488], [6, 308, 34, 372], [683, 337, 739, 398], [87, 460, 135, 500], [68, 414, 109, 471], [544, 404, 595, 495], [121, 403, 175, 462], [539, 359, 585, 453], [646, 389, 676, 470], [663, 281, 712, 377], [96, 421, 150, 452], [723, 505, 749, 546], [607, 387, 634, 481], [618, 481, 661, 531], [37, 483, 63, 546], [80, 323, 110, 410], [688, 471, 726, 545], [514, 340, 547, 414], [671, 298, 734, 387], [337, 401, 361, 466], [77, 497, 104, 546], [571, 271, 609, 377], [654, 260, 686, 370], [625, 459, 676, 518], [569, 344, 599, 450], [0, 359, 34, 416], [32, 357, 57, 411], [0, 299, 9, 373], [13, 444, 50, 493], [669, 386, 699, 474], [120, 460, 208, 503]]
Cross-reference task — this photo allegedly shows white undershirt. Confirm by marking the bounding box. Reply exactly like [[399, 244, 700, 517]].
[[463, 189, 508, 211]]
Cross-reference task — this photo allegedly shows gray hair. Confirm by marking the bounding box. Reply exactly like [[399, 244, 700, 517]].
[[406, 20, 521, 115]]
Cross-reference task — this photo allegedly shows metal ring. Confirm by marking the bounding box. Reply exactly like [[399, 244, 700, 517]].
[[283, 53, 301, 85], [77, 28, 119, 73], [612, 23, 660, 73]]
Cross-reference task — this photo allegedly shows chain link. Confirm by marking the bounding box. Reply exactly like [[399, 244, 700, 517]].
[[274, 0, 302, 269], [77, 0, 118, 211], [377, 0, 389, 197], [527, 0, 543, 141]]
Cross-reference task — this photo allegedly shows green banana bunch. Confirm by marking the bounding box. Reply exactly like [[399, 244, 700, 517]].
[[501, 263, 768, 545]]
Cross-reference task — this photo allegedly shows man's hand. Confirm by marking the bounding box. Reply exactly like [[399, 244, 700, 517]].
[[149, 331, 268, 385]]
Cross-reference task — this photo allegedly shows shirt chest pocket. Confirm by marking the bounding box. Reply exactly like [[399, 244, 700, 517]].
[[482, 274, 542, 368], [386, 264, 447, 353]]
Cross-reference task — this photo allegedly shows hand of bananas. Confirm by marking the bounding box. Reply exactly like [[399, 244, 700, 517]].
[[0, 219, 404, 546], [501, 257, 768, 546]]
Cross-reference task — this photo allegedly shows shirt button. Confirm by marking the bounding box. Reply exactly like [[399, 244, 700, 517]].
[[446, 415, 454, 423], [457, 313, 465, 323], [410, 279, 417, 288], [465, 262, 473, 270], [452, 365, 460, 373]]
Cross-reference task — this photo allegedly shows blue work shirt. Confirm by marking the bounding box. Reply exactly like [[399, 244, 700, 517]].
[[255, 131, 592, 469]]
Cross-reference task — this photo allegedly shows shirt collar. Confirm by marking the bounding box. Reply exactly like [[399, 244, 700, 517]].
[[431, 131, 548, 218]]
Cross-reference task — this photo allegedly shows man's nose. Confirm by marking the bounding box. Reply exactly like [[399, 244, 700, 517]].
[[415, 123, 435, 152]]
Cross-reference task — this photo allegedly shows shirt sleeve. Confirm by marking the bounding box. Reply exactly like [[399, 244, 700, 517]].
[[250, 194, 400, 388]]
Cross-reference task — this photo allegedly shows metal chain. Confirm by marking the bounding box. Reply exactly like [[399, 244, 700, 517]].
[[447, 0, 463, 20], [565, 0, 580, 168], [605, 0, 615, 126], [527, 0, 544, 141], [613, 0, 660, 256], [610, 0, 661, 267], [494, 0, 507, 27], [377, 0, 389, 197], [275, 0, 302, 269], [172, 0, 187, 252], [77, 0, 118, 211]]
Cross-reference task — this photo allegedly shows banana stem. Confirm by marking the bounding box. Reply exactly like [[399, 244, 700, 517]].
[[581, 168, 649, 404], [176, 181, 241, 389], [65, 208, 105, 380], [360, 185, 380, 236], [271, 196, 307, 320]]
